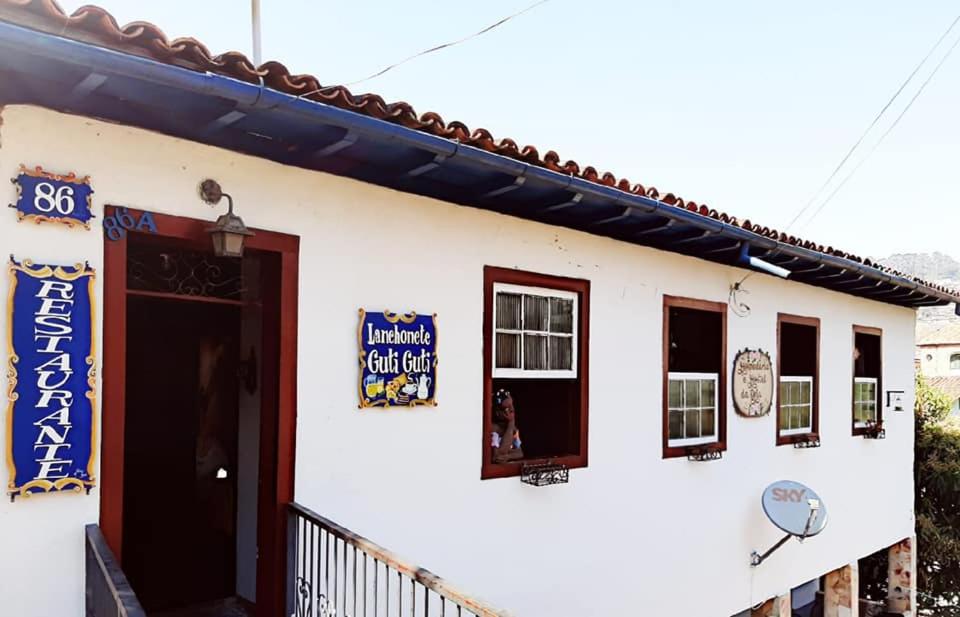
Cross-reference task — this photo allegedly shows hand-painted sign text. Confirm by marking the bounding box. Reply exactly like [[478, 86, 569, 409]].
[[7, 259, 97, 499], [358, 310, 437, 408], [11, 165, 94, 228]]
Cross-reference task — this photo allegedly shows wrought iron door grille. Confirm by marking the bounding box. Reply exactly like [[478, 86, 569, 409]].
[[127, 243, 246, 300]]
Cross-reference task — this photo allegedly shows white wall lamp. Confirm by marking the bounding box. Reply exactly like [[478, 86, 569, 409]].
[[199, 179, 254, 258]]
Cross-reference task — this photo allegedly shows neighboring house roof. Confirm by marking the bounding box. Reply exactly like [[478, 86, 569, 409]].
[[917, 323, 960, 346], [928, 376, 960, 401], [0, 0, 959, 308]]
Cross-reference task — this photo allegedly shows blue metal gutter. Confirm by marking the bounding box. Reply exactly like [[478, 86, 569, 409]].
[[0, 19, 956, 308]]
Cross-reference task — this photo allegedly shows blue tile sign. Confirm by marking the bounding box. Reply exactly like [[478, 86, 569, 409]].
[[7, 259, 97, 499], [358, 309, 437, 408], [11, 165, 94, 228]]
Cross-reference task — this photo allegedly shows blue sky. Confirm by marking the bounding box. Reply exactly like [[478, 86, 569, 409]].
[[58, 1, 960, 259]]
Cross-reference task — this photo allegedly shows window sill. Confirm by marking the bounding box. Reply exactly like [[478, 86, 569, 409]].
[[777, 432, 819, 447], [662, 441, 726, 460], [481, 454, 585, 480]]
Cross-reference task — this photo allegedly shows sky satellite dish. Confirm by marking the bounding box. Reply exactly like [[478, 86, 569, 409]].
[[751, 480, 828, 567]]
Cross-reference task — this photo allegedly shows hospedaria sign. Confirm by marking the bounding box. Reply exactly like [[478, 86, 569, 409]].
[[11, 165, 95, 228], [7, 259, 97, 499], [358, 309, 437, 408]]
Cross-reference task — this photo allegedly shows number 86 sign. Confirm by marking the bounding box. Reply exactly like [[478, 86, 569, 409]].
[[10, 165, 95, 229]]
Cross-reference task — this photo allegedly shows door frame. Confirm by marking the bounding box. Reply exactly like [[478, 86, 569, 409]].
[[101, 208, 299, 616]]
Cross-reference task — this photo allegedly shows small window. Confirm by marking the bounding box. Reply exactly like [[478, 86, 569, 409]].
[[663, 296, 727, 457], [852, 326, 882, 434], [853, 377, 878, 426], [951, 354, 960, 370], [777, 315, 819, 445], [493, 284, 577, 378], [483, 267, 589, 479], [667, 373, 718, 446]]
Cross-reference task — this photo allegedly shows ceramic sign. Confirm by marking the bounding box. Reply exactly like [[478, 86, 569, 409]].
[[733, 348, 773, 417], [11, 165, 94, 228], [7, 258, 97, 499], [358, 309, 437, 408]]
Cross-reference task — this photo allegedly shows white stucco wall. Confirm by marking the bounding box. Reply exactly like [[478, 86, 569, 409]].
[[0, 106, 916, 617], [918, 343, 960, 376]]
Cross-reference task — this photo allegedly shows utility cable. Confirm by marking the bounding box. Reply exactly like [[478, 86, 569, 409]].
[[297, 0, 552, 98], [732, 12, 960, 295], [798, 29, 960, 233], [783, 12, 960, 233]]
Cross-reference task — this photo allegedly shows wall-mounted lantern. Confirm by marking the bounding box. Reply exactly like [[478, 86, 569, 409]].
[[199, 179, 254, 258]]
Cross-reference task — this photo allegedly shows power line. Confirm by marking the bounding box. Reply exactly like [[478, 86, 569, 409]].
[[297, 0, 552, 98], [782, 12, 960, 234], [732, 12, 960, 293], [798, 28, 960, 233]]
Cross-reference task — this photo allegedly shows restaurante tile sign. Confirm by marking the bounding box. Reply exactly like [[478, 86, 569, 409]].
[[6, 259, 97, 499], [11, 165, 94, 228], [358, 309, 437, 408], [733, 348, 773, 418]]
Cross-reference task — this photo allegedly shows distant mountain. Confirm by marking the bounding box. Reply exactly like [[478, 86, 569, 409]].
[[873, 252, 960, 325], [874, 252, 960, 285]]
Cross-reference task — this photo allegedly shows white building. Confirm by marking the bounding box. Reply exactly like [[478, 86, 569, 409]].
[[917, 323, 960, 414], [0, 3, 953, 616]]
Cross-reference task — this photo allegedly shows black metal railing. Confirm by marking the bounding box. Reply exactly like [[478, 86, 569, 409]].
[[288, 503, 511, 617], [85, 524, 146, 617]]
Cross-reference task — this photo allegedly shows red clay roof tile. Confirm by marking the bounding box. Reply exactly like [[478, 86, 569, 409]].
[[0, 0, 957, 298]]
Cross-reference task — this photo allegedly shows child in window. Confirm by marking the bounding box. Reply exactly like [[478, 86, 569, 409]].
[[492, 389, 524, 463]]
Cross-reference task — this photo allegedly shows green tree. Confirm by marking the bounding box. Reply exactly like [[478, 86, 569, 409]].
[[862, 374, 960, 613], [915, 373, 960, 614]]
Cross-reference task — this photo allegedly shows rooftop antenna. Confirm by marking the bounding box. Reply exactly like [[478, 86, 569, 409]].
[[251, 0, 262, 66]]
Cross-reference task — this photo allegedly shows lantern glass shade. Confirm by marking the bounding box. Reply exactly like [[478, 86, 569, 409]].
[[211, 229, 245, 257], [207, 212, 254, 258]]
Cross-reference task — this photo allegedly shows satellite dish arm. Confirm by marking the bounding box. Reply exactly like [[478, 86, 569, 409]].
[[750, 533, 793, 567], [752, 498, 822, 567]]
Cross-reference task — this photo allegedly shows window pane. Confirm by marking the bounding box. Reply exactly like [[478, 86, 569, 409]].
[[523, 333, 548, 370], [700, 408, 715, 437], [549, 335, 573, 370], [685, 409, 701, 438], [702, 380, 715, 407], [524, 295, 549, 331], [779, 404, 790, 429], [854, 402, 864, 423], [549, 297, 574, 334], [865, 383, 876, 404], [800, 381, 811, 404], [790, 382, 800, 406], [669, 380, 682, 408], [684, 380, 700, 408], [799, 405, 811, 429], [495, 292, 521, 330], [780, 382, 790, 406], [495, 333, 521, 369], [669, 410, 684, 440]]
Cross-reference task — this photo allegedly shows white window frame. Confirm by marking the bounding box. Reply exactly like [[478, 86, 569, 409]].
[[951, 353, 960, 371], [853, 376, 879, 428], [779, 375, 814, 436], [667, 371, 719, 448], [492, 283, 579, 379]]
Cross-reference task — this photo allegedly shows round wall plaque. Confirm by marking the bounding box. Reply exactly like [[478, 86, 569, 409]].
[[733, 348, 773, 417]]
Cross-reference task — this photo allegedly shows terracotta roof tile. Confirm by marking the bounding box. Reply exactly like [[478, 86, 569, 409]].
[[1, 0, 959, 298], [918, 322, 960, 346], [928, 376, 960, 400]]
